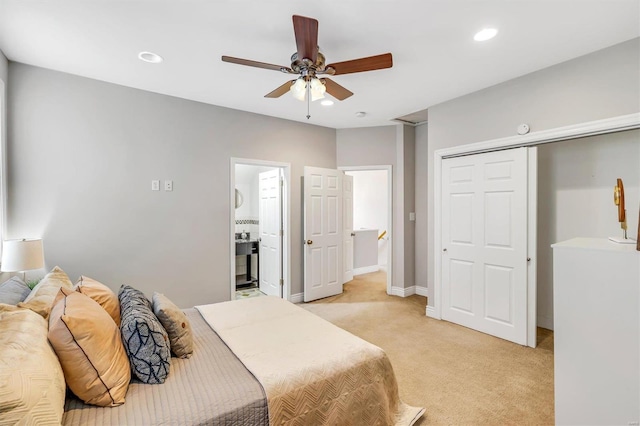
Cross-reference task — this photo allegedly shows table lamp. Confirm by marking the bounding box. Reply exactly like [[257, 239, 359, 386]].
[[1, 238, 45, 280]]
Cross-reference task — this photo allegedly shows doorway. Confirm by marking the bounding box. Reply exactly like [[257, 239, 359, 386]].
[[230, 158, 291, 301], [339, 166, 392, 295]]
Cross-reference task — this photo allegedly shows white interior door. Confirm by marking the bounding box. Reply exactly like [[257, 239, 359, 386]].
[[304, 166, 343, 302], [441, 147, 531, 345], [258, 168, 282, 297], [343, 174, 354, 284]]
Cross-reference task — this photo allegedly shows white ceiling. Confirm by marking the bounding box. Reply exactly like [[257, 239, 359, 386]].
[[0, 1, 638, 129]]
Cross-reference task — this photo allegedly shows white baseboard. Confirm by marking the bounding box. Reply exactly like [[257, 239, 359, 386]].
[[378, 264, 388, 272], [290, 292, 304, 304], [426, 305, 439, 319], [415, 286, 428, 297], [391, 286, 415, 297], [391, 285, 428, 298], [353, 265, 379, 275], [537, 315, 554, 331]]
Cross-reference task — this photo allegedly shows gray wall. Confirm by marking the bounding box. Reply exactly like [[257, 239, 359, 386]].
[[425, 38, 640, 324], [400, 125, 415, 289], [0, 48, 8, 258], [7, 63, 336, 307], [336, 124, 416, 290], [0, 50, 7, 83], [414, 123, 428, 291]]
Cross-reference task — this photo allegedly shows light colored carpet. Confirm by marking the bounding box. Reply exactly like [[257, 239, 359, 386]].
[[300, 271, 554, 425]]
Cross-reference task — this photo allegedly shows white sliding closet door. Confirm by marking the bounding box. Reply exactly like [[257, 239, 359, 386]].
[[441, 147, 534, 345]]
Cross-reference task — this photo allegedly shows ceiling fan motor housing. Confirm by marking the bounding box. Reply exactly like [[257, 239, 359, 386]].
[[289, 50, 333, 76]]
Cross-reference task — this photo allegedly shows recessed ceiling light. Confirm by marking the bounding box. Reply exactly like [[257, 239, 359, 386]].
[[321, 100, 334, 106], [474, 28, 498, 42], [138, 51, 163, 63]]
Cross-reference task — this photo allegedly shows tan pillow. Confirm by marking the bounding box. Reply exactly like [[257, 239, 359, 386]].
[[20, 266, 73, 318], [0, 304, 66, 425], [153, 292, 193, 359], [48, 287, 130, 407], [75, 276, 120, 326]]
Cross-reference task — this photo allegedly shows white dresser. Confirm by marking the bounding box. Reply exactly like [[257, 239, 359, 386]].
[[552, 238, 639, 425]]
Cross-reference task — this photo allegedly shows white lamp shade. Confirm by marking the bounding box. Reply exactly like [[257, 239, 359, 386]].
[[290, 77, 307, 101], [1, 239, 45, 272], [310, 78, 326, 101]]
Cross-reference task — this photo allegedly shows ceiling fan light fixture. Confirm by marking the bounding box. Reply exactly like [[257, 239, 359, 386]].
[[290, 77, 307, 101], [310, 77, 326, 101], [474, 28, 498, 42], [321, 100, 334, 106]]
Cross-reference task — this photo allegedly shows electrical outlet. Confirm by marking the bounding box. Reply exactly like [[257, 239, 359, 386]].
[[409, 212, 416, 221], [164, 180, 173, 191], [151, 180, 160, 191]]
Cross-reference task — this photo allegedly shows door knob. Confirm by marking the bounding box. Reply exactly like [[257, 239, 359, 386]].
[[305, 240, 313, 245], [350, 232, 356, 237], [443, 248, 447, 252]]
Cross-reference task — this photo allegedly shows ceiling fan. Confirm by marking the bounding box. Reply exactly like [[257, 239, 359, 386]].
[[222, 15, 393, 118]]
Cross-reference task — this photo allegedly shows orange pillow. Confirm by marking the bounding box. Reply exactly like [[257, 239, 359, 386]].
[[48, 287, 130, 407], [19, 266, 73, 319], [75, 276, 120, 326]]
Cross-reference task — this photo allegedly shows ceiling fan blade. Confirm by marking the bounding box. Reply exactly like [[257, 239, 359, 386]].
[[322, 78, 353, 101], [292, 15, 318, 63], [265, 81, 294, 98], [222, 55, 291, 72], [326, 53, 393, 75]]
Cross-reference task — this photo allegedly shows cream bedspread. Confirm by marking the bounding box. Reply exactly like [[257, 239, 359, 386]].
[[196, 296, 425, 426]]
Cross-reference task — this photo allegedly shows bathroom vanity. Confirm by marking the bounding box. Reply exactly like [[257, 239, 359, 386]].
[[235, 237, 259, 288]]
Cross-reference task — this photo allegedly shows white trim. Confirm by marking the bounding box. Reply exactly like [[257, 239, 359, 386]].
[[339, 165, 393, 296], [391, 286, 415, 297], [290, 292, 304, 304], [439, 113, 640, 158], [230, 158, 291, 302], [431, 113, 640, 331], [526, 147, 538, 348], [426, 305, 437, 318], [415, 286, 428, 297], [353, 265, 379, 276]]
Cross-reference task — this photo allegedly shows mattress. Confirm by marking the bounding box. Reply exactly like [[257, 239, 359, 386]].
[[197, 296, 425, 426], [62, 309, 268, 426]]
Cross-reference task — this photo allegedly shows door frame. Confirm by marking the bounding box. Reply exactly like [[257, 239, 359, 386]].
[[431, 112, 640, 348], [230, 158, 291, 301], [338, 165, 393, 296]]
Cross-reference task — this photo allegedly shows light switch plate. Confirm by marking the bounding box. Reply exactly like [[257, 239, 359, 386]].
[[164, 180, 173, 191], [409, 212, 416, 221], [151, 180, 160, 191]]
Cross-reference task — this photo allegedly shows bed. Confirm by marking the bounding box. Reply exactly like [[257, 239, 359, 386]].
[[62, 308, 269, 425], [1, 269, 423, 426], [63, 296, 424, 425]]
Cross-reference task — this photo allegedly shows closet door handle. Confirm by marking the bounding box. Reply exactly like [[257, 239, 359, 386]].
[[305, 240, 313, 245], [350, 232, 356, 237]]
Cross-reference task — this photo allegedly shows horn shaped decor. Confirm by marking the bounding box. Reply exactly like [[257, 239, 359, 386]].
[[609, 178, 637, 244]]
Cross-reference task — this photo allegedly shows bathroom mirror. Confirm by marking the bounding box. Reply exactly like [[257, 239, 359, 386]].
[[235, 188, 243, 209]]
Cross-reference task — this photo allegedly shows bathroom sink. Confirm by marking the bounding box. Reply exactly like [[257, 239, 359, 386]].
[[235, 240, 257, 255]]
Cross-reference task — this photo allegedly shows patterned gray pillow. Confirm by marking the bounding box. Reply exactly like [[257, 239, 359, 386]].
[[0, 276, 32, 305], [118, 285, 171, 384]]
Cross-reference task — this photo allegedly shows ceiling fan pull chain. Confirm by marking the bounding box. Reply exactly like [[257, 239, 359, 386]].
[[306, 81, 311, 119]]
